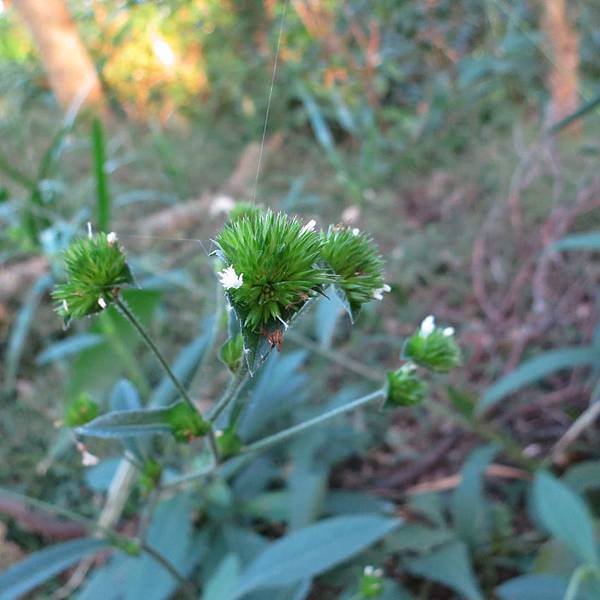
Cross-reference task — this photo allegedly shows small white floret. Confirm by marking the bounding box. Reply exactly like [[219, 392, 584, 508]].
[[300, 219, 316, 234], [443, 327, 455, 337], [98, 297, 107, 309], [62, 300, 69, 312], [352, 228, 360, 236], [218, 266, 244, 290], [87, 222, 93, 239], [82, 450, 100, 467], [372, 283, 391, 301], [420, 315, 436, 337], [364, 566, 374, 576], [107, 231, 118, 244]]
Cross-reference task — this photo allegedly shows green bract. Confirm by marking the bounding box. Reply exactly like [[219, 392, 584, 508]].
[[403, 316, 462, 373], [64, 393, 101, 427], [386, 364, 428, 407], [320, 226, 387, 317], [215, 209, 333, 332], [52, 232, 133, 323]]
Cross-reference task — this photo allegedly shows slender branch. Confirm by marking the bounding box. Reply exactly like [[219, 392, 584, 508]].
[[140, 542, 197, 599], [550, 400, 600, 465], [114, 297, 197, 413], [208, 363, 249, 423], [241, 389, 385, 455]]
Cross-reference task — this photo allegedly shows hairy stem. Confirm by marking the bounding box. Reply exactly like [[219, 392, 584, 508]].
[[140, 542, 197, 599], [114, 297, 198, 414], [208, 362, 249, 423], [241, 389, 385, 455]]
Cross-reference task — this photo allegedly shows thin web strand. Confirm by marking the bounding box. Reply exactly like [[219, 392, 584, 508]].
[[250, 0, 290, 204]]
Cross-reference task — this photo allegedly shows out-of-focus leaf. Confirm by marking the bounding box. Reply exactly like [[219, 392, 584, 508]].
[[313, 294, 343, 348], [532, 472, 599, 566], [324, 491, 394, 516], [84, 458, 121, 492], [385, 524, 455, 553], [495, 574, 568, 600], [564, 461, 600, 495], [0, 538, 110, 600], [36, 333, 104, 366], [92, 118, 111, 231], [553, 233, 600, 252], [451, 445, 497, 546], [407, 492, 446, 528], [478, 347, 595, 414], [297, 86, 335, 153], [233, 515, 401, 598], [203, 554, 240, 600], [3, 273, 53, 393], [405, 540, 483, 600]]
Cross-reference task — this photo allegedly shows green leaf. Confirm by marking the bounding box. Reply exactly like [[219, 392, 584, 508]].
[[233, 514, 401, 598], [405, 540, 483, 600], [203, 554, 241, 600], [0, 538, 110, 600], [533, 471, 599, 566], [92, 118, 111, 231], [478, 347, 596, 415], [76, 401, 209, 440], [564, 461, 600, 495], [495, 574, 568, 600], [553, 233, 600, 253], [385, 525, 455, 553], [451, 445, 497, 547], [36, 333, 104, 366]]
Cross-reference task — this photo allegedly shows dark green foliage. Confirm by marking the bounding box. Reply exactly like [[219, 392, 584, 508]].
[[320, 226, 387, 317], [215, 209, 334, 332], [52, 232, 133, 323]]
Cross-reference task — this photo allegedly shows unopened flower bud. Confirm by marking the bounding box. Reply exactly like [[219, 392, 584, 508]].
[[403, 317, 462, 373], [386, 364, 428, 407]]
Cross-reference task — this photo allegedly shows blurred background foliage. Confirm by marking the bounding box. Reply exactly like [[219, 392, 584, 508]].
[[0, 0, 600, 598]]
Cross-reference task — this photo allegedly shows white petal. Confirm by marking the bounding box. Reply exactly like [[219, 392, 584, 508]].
[[382, 283, 391, 292], [352, 228, 360, 236], [98, 297, 107, 309], [420, 315, 435, 337], [218, 266, 244, 290], [87, 222, 93, 239], [107, 232, 118, 244], [300, 219, 316, 234], [82, 451, 100, 467], [443, 327, 455, 337], [62, 300, 69, 312]]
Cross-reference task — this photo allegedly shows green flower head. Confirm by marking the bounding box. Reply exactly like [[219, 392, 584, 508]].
[[320, 226, 388, 317], [386, 364, 428, 407], [52, 229, 133, 323], [403, 315, 462, 373], [64, 393, 101, 427], [360, 566, 384, 598], [214, 209, 333, 332]]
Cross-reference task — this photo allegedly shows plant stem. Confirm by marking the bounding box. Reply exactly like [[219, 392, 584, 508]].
[[140, 542, 197, 599], [114, 297, 197, 414], [241, 389, 385, 455], [208, 362, 249, 423]]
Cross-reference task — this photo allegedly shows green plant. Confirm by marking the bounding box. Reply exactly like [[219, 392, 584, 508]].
[[0, 210, 461, 599]]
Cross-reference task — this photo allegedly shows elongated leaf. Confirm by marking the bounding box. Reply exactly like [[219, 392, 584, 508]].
[[550, 91, 600, 134], [533, 472, 599, 566], [203, 554, 241, 600], [3, 274, 53, 393], [92, 118, 111, 231], [0, 538, 110, 600], [76, 404, 179, 438], [36, 333, 104, 366], [451, 445, 497, 546], [554, 233, 600, 253], [496, 574, 568, 600], [405, 540, 483, 600], [478, 347, 595, 414], [233, 514, 401, 598]]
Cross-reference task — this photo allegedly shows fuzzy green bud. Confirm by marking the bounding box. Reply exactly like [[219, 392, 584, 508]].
[[165, 402, 211, 442], [403, 316, 462, 373], [320, 226, 388, 317], [216, 426, 243, 459], [386, 364, 428, 407], [64, 393, 101, 427], [359, 566, 384, 598], [139, 459, 162, 493], [215, 210, 334, 333], [52, 230, 133, 323], [219, 334, 244, 373], [115, 538, 142, 556]]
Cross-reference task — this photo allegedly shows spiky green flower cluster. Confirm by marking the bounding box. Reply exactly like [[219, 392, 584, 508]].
[[215, 210, 334, 332], [52, 232, 133, 322], [386, 364, 428, 407], [320, 226, 387, 315]]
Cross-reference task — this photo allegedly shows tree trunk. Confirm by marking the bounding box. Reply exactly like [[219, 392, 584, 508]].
[[541, 0, 580, 132], [14, 0, 103, 112]]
